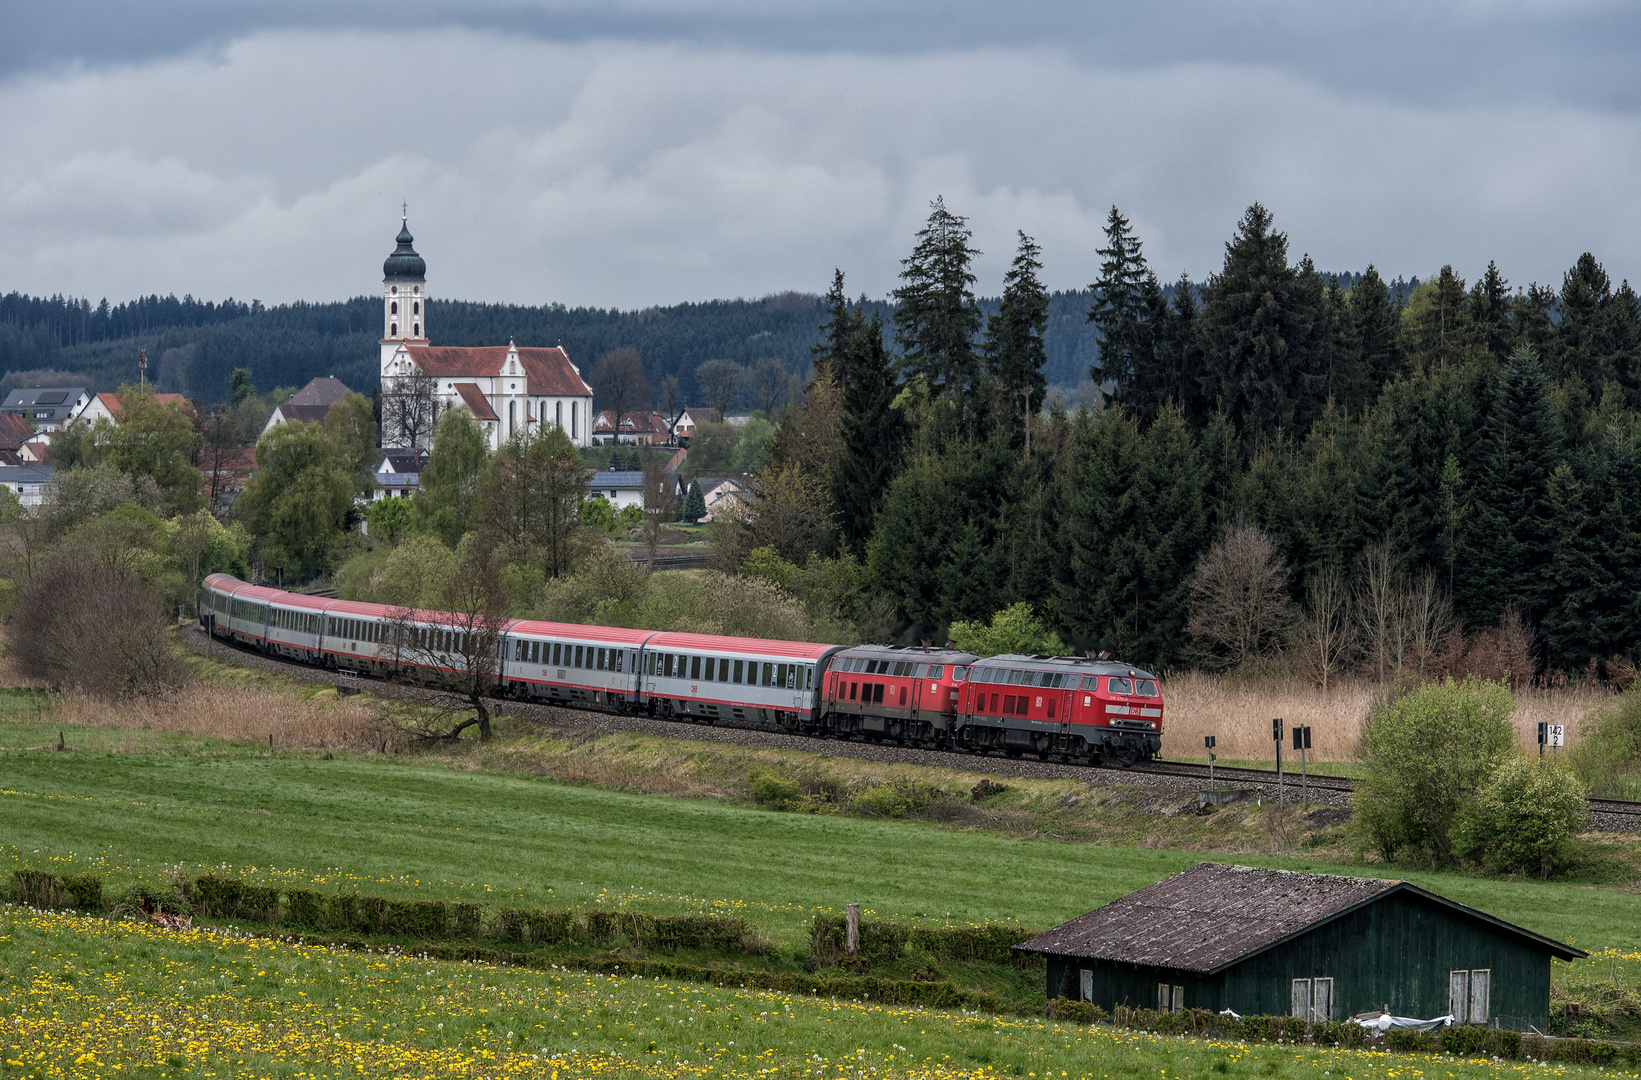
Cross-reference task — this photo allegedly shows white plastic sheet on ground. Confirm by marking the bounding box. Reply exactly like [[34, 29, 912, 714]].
[[1356, 1013, 1455, 1032]]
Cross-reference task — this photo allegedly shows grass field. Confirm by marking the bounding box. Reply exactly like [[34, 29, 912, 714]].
[[12, 905, 1628, 1080], [4, 726, 1639, 954]]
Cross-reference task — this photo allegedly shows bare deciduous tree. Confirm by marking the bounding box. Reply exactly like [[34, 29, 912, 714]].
[[380, 372, 440, 450], [12, 548, 187, 697], [659, 374, 684, 441], [1185, 522, 1295, 669], [1354, 542, 1404, 683], [1301, 564, 1354, 691], [591, 348, 652, 437], [388, 557, 511, 741], [640, 460, 673, 568], [749, 357, 789, 416], [696, 359, 743, 421]]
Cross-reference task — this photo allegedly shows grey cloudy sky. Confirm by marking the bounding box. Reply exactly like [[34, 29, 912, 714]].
[[1, 1, 1637, 308]]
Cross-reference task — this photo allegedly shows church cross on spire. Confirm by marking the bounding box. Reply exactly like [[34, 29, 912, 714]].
[[401, 200, 409, 218]]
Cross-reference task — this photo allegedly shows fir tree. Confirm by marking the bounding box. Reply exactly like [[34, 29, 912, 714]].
[[1085, 206, 1153, 404], [834, 305, 902, 554], [1347, 265, 1403, 394], [1463, 346, 1559, 627], [680, 480, 707, 523], [893, 197, 983, 400], [983, 231, 1050, 449], [1195, 203, 1325, 452], [1471, 260, 1514, 361]]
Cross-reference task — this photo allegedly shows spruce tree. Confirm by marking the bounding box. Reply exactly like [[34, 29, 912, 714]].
[[1403, 265, 1483, 372], [1463, 346, 1559, 627], [1471, 260, 1515, 361], [1539, 461, 1602, 669], [681, 480, 707, 523], [893, 197, 983, 400], [982, 231, 1050, 447], [834, 306, 903, 554], [1347, 265, 1403, 394], [1086, 206, 1153, 404], [1195, 203, 1325, 453]]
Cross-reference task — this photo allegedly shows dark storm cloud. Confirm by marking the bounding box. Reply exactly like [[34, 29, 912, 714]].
[[8, 1, 1638, 108]]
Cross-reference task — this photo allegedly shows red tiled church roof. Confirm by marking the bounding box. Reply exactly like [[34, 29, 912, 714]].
[[452, 382, 499, 422], [403, 345, 592, 398]]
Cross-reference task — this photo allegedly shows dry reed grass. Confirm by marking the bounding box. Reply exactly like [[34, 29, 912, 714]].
[[47, 685, 396, 753], [1161, 671, 1607, 762]]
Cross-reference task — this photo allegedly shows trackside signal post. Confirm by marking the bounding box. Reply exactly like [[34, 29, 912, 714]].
[[1205, 735, 1216, 793], [1272, 718, 1283, 807], [1538, 722, 1564, 757], [1292, 725, 1312, 808]]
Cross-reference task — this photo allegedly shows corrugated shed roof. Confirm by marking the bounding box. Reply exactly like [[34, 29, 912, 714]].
[[1014, 863, 1586, 971], [1015, 863, 1396, 972]]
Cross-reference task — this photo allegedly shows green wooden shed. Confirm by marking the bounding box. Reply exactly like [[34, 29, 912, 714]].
[[1015, 863, 1585, 1032]]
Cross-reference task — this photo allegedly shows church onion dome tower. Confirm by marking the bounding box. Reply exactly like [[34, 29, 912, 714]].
[[382, 215, 427, 343]]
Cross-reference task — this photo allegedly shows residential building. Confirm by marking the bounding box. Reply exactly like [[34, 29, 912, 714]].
[[592, 410, 673, 446], [587, 470, 646, 510], [375, 217, 594, 450], [0, 465, 54, 507], [694, 476, 752, 522], [79, 391, 190, 427], [263, 376, 352, 433], [0, 412, 38, 465], [1, 388, 89, 431], [199, 447, 258, 513], [374, 451, 427, 501]]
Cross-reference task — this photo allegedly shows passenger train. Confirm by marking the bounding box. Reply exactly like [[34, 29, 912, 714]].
[[201, 574, 1164, 765]]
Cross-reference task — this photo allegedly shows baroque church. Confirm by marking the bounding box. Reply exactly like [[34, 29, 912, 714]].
[[378, 217, 594, 450]]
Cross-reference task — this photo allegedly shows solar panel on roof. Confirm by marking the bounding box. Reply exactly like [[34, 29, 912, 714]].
[[35, 392, 67, 405]]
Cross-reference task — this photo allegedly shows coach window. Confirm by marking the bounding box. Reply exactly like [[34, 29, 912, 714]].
[[689, 656, 700, 680], [733, 659, 744, 683], [574, 645, 584, 667], [703, 658, 715, 681]]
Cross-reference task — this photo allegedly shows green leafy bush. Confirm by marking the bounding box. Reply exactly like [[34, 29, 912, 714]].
[[1454, 756, 1589, 877], [949, 602, 1067, 657], [1355, 678, 1516, 864], [11, 868, 103, 911], [749, 767, 807, 811], [851, 781, 942, 819], [1046, 999, 1108, 1024]]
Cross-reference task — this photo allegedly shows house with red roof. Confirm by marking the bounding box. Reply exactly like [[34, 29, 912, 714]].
[[375, 217, 594, 451], [78, 390, 191, 427]]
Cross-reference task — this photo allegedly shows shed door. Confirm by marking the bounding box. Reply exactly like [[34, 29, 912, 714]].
[[1449, 971, 1470, 1022], [1080, 969, 1093, 1003], [1291, 979, 1311, 1019], [1469, 970, 1490, 1024], [1312, 978, 1333, 1021]]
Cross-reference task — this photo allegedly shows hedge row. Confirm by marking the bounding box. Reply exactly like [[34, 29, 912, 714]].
[[809, 914, 1038, 969], [273, 927, 1006, 1011], [1045, 1002, 1639, 1066], [11, 869, 104, 911]]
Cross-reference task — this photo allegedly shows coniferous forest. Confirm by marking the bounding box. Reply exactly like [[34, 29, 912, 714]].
[[745, 200, 1641, 681]]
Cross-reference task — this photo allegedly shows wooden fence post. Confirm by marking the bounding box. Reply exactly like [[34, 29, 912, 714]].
[[845, 903, 860, 959]]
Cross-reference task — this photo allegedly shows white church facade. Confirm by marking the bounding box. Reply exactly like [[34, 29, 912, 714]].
[[377, 218, 594, 450]]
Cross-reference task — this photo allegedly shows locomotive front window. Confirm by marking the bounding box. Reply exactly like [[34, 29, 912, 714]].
[[951, 665, 966, 681], [1109, 677, 1133, 694], [1135, 679, 1159, 696]]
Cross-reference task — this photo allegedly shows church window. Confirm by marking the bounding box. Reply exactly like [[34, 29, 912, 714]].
[[391, 286, 398, 295], [413, 322, 419, 335], [556, 401, 563, 428], [413, 301, 420, 315], [390, 301, 398, 314], [509, 401, 516, 434], [414, 286, 420, 295], [572, 402, 578, 439], [391, 323, 397, 335]]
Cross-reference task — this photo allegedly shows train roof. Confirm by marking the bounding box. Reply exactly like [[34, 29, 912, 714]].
[[644, 630, 841, 661], [268, 592, 335, 611], [973, 653, 1159, 679], [506, 620, 656, 645], [834, 644, 978, 665]]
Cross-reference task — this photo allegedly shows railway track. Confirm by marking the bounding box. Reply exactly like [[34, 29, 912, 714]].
[[185, 626, 1641, 828], [1137, 759, 1356, 793]]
